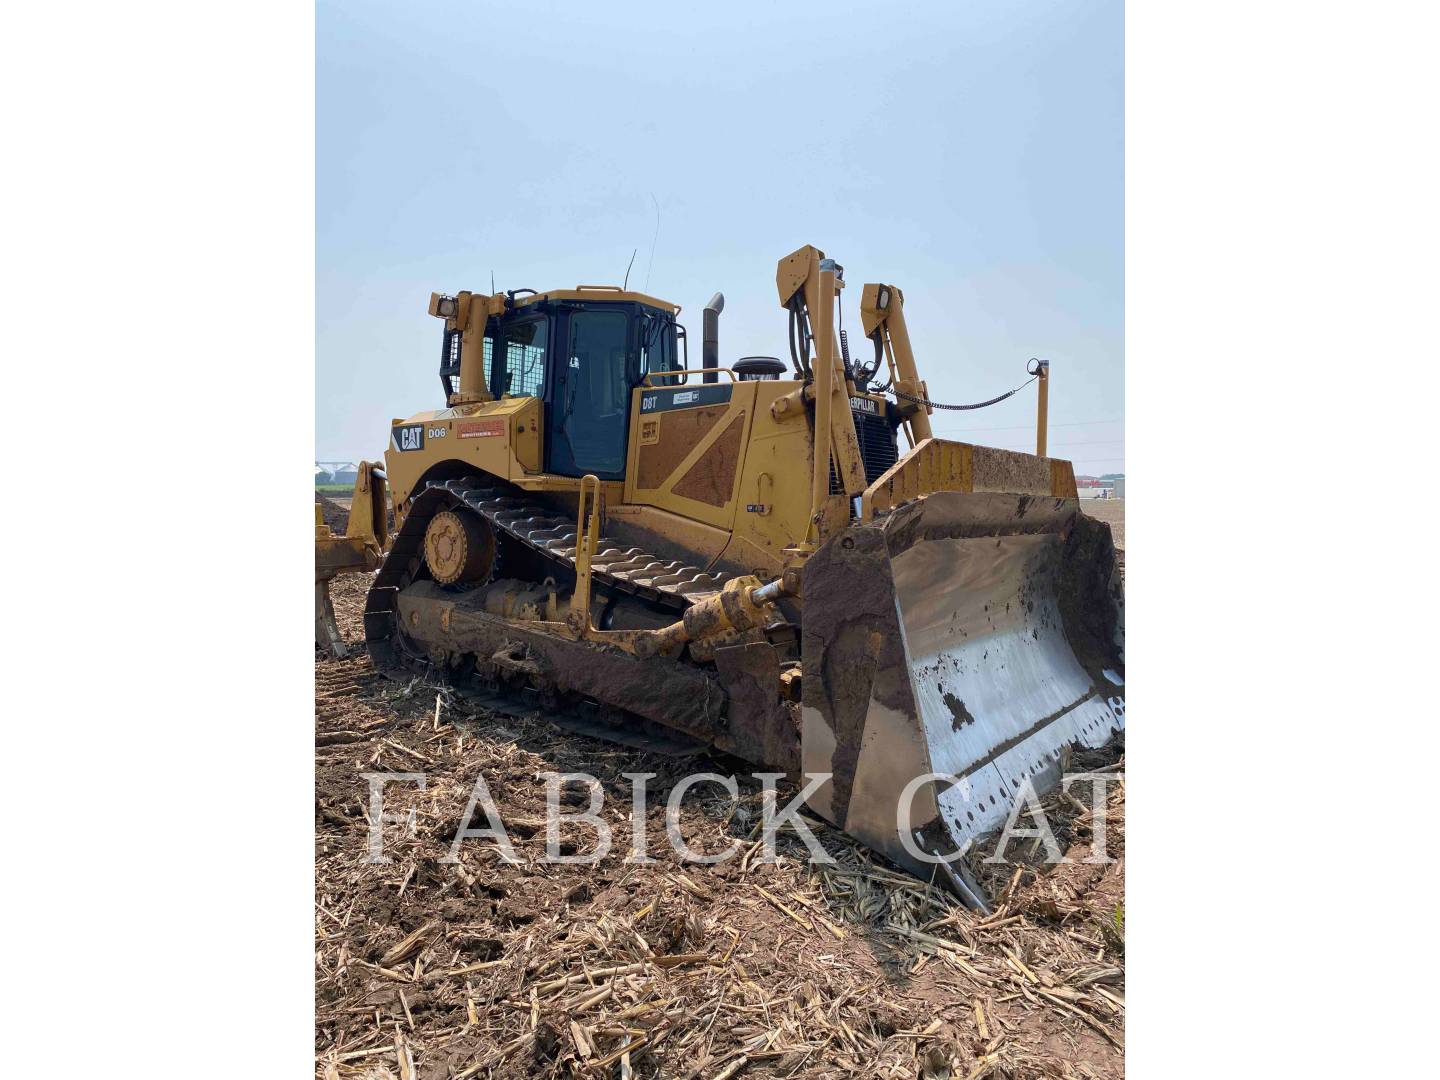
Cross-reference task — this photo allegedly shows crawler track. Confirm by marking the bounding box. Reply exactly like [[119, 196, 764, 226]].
[[364, 474, 735, 673]]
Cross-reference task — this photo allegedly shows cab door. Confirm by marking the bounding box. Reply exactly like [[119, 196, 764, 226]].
[[546, 306, 634, 479]]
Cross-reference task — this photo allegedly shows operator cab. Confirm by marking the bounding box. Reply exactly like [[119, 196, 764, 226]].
[[439, 291, 684, 480]]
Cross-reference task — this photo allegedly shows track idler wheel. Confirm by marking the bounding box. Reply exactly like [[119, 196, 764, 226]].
[[423, 509, 496, 586]]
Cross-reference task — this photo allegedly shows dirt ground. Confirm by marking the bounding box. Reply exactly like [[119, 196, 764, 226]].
[[315, 548, 1126, 1078], [320, 491, 396, 538], [317, 492, 351, 535]]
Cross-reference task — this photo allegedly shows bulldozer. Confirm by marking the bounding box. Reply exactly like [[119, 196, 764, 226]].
[[349, 244, 1124, 907]]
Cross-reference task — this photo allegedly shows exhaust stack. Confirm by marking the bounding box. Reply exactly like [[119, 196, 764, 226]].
[[702, 292, 724, 384]]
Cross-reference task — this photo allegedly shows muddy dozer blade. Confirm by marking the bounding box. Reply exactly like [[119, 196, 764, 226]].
[[801, 492, 1124, 908]]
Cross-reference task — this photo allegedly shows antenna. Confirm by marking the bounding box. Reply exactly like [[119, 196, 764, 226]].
[[490, 270, 495, 294], [622, 248, 637, 291], [644, 193, 660, 291]]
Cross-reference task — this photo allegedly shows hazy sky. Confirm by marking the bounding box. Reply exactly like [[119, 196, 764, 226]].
[[317, 0, 1122, 475]]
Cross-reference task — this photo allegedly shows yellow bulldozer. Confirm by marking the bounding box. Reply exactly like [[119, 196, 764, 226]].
[[320, 244, 1124, 906]]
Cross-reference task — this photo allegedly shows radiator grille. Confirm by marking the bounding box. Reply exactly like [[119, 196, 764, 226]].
[[855, 411, 900, 484], [830, 408, 901, 493]]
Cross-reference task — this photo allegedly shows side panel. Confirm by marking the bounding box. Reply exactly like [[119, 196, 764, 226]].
[[724, 380, 820, 572], [623, 381, 757, 531], [382, 396, 542, 512], [618, 378, 821, 577]]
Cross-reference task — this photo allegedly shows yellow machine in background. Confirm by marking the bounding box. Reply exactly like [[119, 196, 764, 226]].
[[314, 462, 388, 660], [349, 245, 1122, 908]]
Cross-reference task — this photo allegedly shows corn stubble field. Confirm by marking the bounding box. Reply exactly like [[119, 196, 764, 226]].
[[314, 499, 1126, 1080]]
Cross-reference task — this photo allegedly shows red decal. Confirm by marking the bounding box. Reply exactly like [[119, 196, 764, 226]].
[[458, 419, 506, 439]]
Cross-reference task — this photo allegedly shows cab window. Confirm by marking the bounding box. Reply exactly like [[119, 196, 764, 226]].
[[638, 313, 678, 380], [439, 328, 494, 400], [548, 308, 632, 477], [498, 318, 547, 398]]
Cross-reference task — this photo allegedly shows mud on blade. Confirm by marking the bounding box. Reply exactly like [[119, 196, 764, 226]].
[[801, 491, 1124, 907]]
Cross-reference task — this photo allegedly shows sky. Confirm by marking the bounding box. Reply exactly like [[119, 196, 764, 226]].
[[317, 0, 1122, 475]]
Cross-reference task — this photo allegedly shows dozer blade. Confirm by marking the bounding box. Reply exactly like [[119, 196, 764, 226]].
[[801, 491, 1124, 908]]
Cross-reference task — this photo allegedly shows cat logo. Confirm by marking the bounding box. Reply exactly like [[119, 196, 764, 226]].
[[849, 396, 879, 415], [392, 424, 424, 452]]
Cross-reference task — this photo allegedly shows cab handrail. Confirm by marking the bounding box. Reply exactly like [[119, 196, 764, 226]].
[[642, 367, 736, 386]]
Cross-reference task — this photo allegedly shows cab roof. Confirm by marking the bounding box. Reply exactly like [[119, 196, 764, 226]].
[[513, 286, 680, 315]]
